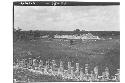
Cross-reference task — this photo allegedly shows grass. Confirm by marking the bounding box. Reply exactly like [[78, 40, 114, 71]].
[[13, 37, 120, 75]]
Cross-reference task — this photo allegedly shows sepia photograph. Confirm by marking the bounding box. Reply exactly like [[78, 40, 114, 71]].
[[13, 1, 120, 82]]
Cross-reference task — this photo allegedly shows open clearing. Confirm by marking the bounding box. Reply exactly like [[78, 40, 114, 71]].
[[13, 37, 120, 75]]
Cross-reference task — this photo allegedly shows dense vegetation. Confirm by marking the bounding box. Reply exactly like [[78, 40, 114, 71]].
[[13, 28, 120, 42]]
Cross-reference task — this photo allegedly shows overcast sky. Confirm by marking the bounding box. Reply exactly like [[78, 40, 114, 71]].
[[14, 6, 119, 31]]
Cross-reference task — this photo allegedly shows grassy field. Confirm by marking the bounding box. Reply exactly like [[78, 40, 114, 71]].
[[13, 36, 120, 75]]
